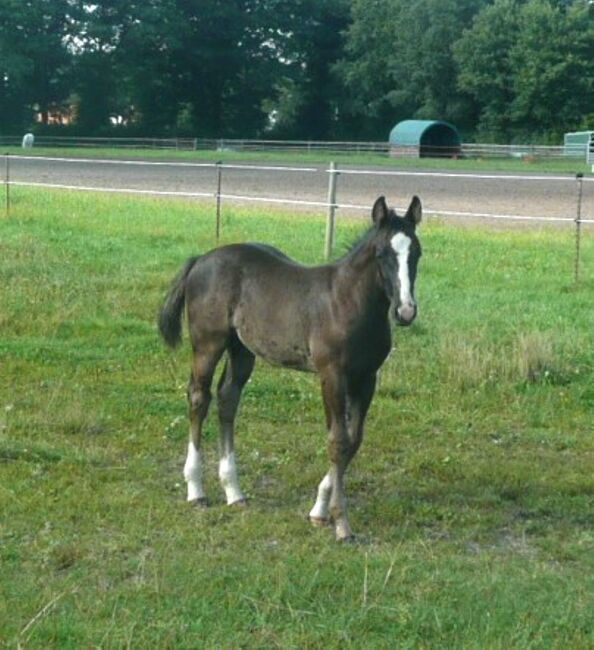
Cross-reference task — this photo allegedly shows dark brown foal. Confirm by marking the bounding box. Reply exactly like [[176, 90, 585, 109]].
[[159, 195, 422, 540]]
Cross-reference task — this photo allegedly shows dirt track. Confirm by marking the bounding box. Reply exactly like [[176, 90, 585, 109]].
[[9, 155, 594, 225]]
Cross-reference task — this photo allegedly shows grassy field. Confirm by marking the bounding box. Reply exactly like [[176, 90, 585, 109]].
[[2, 145, 592, 175], [0, 188, 593, 648]]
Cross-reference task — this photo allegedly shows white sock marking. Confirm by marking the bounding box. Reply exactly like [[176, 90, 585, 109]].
[[309, 473, 333, 520], [183, 441, 205, 502], [219, 452, 245, 505]]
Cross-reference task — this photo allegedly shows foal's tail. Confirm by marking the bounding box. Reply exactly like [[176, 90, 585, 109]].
[[158, 256, 200, 348]]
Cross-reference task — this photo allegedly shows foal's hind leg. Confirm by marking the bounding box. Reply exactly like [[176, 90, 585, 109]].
[[216, 336, 255, 505], [184, 341, 225, 505]]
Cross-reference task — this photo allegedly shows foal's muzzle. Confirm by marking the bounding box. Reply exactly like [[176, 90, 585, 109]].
[[394, 303, 417, 326]]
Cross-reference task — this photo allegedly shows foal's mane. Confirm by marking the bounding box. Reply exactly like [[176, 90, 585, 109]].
[[339, 224, 378, 262]]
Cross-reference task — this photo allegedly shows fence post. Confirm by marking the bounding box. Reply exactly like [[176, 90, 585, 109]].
[[4, 153, 9, 218], [324, 161, 339, 260], [215, 161, 223, 243], [574, 173, 583, 284]]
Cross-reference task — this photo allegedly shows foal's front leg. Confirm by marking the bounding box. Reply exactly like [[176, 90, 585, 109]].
[[309, 371, 377, 538], [316, 368, 354, 541]]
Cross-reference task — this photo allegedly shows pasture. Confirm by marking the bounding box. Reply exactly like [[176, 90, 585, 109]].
[[0, 188, 593, 648]]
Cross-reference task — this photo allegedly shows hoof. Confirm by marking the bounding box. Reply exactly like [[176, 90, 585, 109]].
[[188, 497, 208, 508], [335, 521, 355, 542], [309, 516, 330, 528], [336, 534, 357, 544], [228, 497, 248, 507]]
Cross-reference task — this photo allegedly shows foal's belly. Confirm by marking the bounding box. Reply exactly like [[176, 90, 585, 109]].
[[236, 325, 315, 372], [233, 303, 315, 372]]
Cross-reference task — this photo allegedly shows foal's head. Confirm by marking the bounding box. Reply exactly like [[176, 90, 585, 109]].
[[371, 195, 422, 326]]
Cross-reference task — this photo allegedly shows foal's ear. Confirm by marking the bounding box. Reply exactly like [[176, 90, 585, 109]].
[[372, 196, 389, 226], [404, 195, 422, 226]]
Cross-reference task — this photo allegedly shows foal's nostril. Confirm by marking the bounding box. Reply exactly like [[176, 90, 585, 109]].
[[397, 304, 416, 324]]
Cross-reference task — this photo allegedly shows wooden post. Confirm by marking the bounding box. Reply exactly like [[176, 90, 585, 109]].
[[215, 161, 223, 243], [574, 173, 583, 284], [4, 153, 9, 218], [324, 161, 339, 260]]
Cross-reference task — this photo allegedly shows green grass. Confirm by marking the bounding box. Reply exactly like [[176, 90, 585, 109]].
[[3, 145, 592, 175], [0, 188, 593, 648]]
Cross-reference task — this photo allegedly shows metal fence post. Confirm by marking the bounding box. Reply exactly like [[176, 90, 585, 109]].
[[324, 161, 339, 260], [574, 173, 583, 284], [215, 161, 223, 243], [4, 153, 9, 217]]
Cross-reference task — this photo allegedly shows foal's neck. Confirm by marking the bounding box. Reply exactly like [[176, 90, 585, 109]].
[[336, 238, 386, 307]]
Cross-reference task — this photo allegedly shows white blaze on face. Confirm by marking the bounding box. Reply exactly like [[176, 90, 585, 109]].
[[390, 232, 415, 308]]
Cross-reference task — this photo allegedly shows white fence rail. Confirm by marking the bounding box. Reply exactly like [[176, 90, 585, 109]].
[[2, 153, 592, 281]]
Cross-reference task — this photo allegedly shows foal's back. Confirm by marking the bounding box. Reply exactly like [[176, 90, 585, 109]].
[[185, 243, 334, 371]]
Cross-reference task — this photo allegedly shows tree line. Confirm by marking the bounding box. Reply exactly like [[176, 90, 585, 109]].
[[1, 0, 593, 143]]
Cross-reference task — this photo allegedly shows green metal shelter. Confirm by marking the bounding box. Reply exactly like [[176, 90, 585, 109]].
[[389, 120, 461, 158]]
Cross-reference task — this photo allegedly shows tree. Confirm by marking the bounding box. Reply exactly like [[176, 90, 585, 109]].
[[337, 0, 488, 140], [113, 0, 287, 136], [160, 0, 285, 136], [334, 0, 408, 139], [456, 0, 594, 141], [0, 0, 73, 131], [454, 0, 521, 140], [115, 0, 183, 134], [510, 0, 594, 140], [396, 0, 486, 131], [68, 1, 139, 133], [267, 0, 351, 139]]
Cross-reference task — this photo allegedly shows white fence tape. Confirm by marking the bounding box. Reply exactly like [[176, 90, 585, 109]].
[[12, 155, 216, 168], [4, 154, 593, 224], [8, 153, 593, 181], [336, 168, 594, 183], [335, 200, 592, 223], [11, 180, 593, 224], [11, 155, 318, 173], [10, 181, 213, 199]]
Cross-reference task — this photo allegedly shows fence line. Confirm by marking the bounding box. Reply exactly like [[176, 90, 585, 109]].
[[3, 135, 591, 160], [9, 179, 590, 224], [7, 152, 594, 182], [0, 135, 199, 151], [10, 181, 214, 199], [13, 155, 217, 168], [6, 153, 593, 217], [336, 168, 594, 183], [3, 154, 591, 280], [11, 154, 319, 173], [334, 200, 582, 223], [216, 139, 588, 160]]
